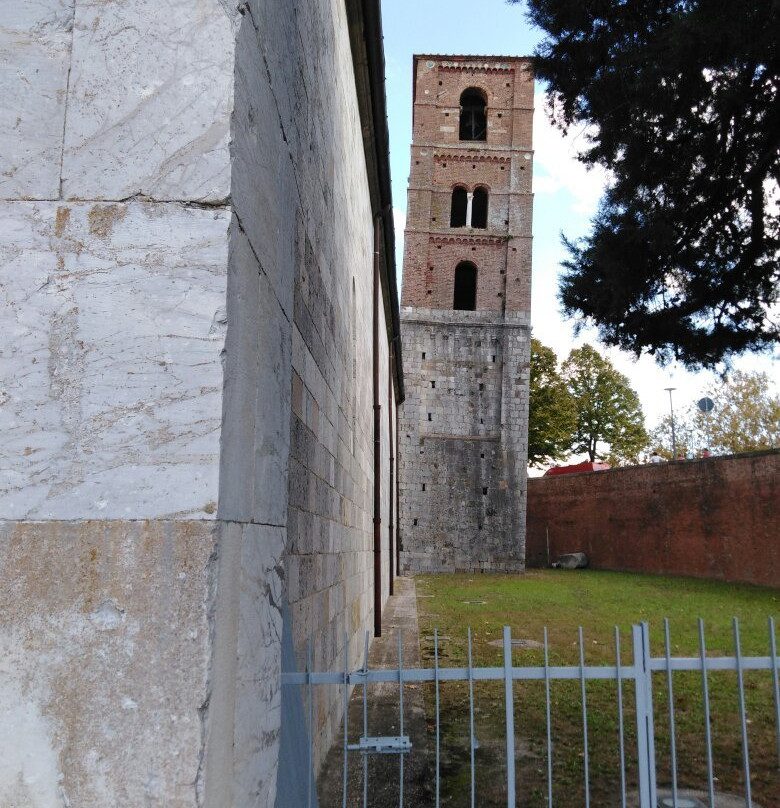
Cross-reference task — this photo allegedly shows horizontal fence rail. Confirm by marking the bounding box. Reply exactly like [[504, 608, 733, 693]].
[[282, 617, 780, 808]]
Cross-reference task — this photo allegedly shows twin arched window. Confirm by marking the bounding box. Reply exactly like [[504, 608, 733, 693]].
[[450, 186, 488, 228], [460, 88, 487, 141]]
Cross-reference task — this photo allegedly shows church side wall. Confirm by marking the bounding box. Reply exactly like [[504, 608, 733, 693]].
[[0, 1, 398, 806]]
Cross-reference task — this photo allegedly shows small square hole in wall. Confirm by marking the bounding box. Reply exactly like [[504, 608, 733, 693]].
[[444, 112, 449, 117], [478, 524, 483, 530], [479, 383, 484, 391], [437, 245, 442, 249], [505, 219, 509, 225], [498, 113, 503, 118], [482, 487, 488, 495], [442, 163, 447, 168], [427, 290, 432, 295], [422, 352, 426, 359], [506, 82, 510, 87], [492, 355, 496, 362], [480, 453, 485, 459], [472, 164, 476, 169], [413, 518, 418, 526], [422, 483, 426, 491], [431, 380, 436, 388], [476, 340, 481, 347], [432, 217, 436, 221], [428, 412, 432, 421], [480, 418, 484, 424], [512, 247, 517, 252], [415, 160, 420, 165], [501, 166, 505, 170], [472, 247, 476, 251]]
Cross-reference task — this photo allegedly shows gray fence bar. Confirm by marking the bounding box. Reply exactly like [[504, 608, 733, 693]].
[[770, 616, 780, 770], [578, 627, 591, 808], [615, 626, 627, 808], [503, 625, 516, 808], [733, 618, 752, 808], [544, 627, 553, 808], [467, 628, 476, 808], [633, 623, 657, 808], [663, 618, 679, 808], [698, 618, 715, 808]]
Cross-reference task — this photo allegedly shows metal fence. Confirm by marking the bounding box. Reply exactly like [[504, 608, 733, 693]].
[[281, 617, 780, 808]]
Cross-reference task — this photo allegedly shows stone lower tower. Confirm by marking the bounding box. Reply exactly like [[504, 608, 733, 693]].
[[399, 55, 533, 573]]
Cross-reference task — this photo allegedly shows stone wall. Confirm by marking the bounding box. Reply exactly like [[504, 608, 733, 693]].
[[399, 311, 528, 572], [0, 2, 400, 806], [526, 451, 779, 588]]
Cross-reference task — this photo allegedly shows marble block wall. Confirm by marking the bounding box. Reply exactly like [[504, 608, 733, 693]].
[[0, 1, 398, 806]]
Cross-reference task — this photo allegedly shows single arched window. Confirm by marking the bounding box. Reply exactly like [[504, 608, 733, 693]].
[[450, 186, 468, 227], [459, 88, 487, 141], [472, 187, 488, 229], [453, 262, 477, 310]]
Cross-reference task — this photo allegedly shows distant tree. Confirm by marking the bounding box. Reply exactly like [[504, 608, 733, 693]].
[[649, 370, 780, 456], [511, 0, 780, 367], [527, 338, 577, 467], [562, 345, 647, 463]]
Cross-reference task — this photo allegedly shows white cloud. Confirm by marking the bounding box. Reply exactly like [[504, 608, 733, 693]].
[[532, 92, 609, 217]]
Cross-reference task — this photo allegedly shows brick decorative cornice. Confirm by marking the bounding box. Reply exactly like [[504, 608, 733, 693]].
[[434, 153, 511, 165], [439, 62, 515, 74], [430, 235, 506, 246]]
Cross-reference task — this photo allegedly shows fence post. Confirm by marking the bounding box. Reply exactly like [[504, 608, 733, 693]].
[[632, 623, 657, 808]]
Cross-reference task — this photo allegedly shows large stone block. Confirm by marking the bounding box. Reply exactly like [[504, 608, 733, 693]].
[[62, 0, 237, 201], [0, 519, 217, 808], [0, 200, 229, 520], [0, 0, 74, 199]]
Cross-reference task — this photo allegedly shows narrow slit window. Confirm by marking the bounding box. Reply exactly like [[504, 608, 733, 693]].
[[459, 88, 487, 141], [450, 186, 468, 227], [472, 187, 488, 229], [453, 261, 477, 311]]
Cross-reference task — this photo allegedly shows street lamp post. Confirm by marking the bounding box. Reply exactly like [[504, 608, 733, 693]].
[[665, 387, 677, 459]]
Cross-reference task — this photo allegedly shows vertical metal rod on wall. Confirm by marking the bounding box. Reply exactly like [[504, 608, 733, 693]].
[[395, 403, 401, 574], [372, 214, 382, 637], [388, 343, 395, 595]]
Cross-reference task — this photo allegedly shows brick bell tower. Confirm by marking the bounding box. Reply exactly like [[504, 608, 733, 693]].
[[398, 55, 533, 573]]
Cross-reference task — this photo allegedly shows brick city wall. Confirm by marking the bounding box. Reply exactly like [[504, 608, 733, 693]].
[[526, 451, 780, 588]]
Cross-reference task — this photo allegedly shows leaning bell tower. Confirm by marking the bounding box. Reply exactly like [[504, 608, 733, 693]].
[[398, 55, 534, 573]]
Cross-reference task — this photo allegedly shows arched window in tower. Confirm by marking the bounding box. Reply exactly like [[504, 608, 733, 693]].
[[450, 186, 468, 227], [471, 186, 488, 229], [453, 262, 477, 310], [459, 88, 487, 141]]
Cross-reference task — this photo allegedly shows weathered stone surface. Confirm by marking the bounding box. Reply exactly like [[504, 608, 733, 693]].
[[0, 0, 74, 199], [62, 0, 236, 201], [0, 519, 217, 808], [0, 200, 229, 520]]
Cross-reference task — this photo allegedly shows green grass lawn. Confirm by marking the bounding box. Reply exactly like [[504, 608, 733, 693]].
[[415, 570, 779, 808]]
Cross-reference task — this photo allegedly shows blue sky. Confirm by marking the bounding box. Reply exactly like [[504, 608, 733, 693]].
[[380, 0, 777, 444]]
